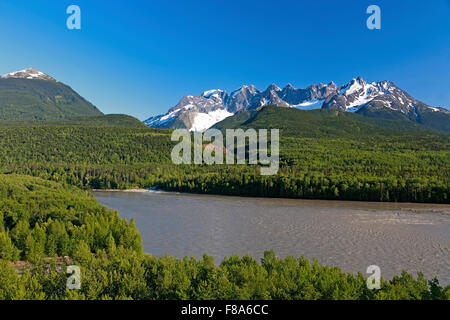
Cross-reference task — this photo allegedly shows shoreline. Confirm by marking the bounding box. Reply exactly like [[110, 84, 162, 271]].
[[90, 188, 450, 212], [91, 188, 152, 193]]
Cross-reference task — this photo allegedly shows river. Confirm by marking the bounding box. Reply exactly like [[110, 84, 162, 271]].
[[93, 190, 450, 285]]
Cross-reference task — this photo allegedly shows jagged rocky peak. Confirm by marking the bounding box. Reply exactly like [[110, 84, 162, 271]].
[[284, 83, 294, 90], [260, 86, 290, 108], [230, 85, 259, 98], [356, 76, 367, 85], [279, 81, 339, 106], [228, 85, 260, 113], [242, 84, 259, 94], [324, 77, 416, 112], [266, 83, 282, 92], [1, 68, 56, 81], [313, 82, 339, 99], [339, 76, 366, 94]]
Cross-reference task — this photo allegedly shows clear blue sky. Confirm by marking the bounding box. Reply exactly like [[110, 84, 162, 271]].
[[0, 0, 449, 120]]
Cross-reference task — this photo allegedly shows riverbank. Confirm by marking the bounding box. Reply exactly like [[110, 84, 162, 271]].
[[91, 188, 450, 214]]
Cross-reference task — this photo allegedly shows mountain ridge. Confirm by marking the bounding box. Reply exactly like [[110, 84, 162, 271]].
[[0, 68, 103, 120], [145, 77, 450, 133]]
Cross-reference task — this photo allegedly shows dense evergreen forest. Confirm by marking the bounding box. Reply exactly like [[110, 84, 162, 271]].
[[0, 174, 448, 299], [0, 107, 448, 203], [0, 106, 449, 300]]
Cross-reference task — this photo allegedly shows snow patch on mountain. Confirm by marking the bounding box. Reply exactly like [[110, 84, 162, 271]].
[[1, 68, 55, 81], [144, 109, 179, 127], [293, 99, 323, 110], [201, 89, 224, 98], [190, 109, 234, 132]]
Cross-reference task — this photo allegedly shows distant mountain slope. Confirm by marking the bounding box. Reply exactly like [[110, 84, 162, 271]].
[[0, 68, 103, 120], [145, 77, 450, 133], [0, 114, 147, 128], [213, 106, 434, 138]]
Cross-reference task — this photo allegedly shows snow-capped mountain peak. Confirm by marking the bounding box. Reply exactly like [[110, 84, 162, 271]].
[[1, 68, 55, 81], [325, 77, 397, 112], [144, 77, 449, 132]]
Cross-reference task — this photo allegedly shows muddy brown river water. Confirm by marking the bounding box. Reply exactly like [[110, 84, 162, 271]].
[[93, 190, 450, 285]]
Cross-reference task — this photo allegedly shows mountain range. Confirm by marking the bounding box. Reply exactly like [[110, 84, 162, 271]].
[[144, 77, 450, 133]]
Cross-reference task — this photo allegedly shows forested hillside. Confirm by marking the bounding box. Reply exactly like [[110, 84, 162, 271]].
[[213, 107, 430, 136], [0, 78, 102, 120], [0, 107, 448, 203]]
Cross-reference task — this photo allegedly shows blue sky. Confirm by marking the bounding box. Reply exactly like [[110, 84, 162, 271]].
[[0, 0, 449, 120]]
